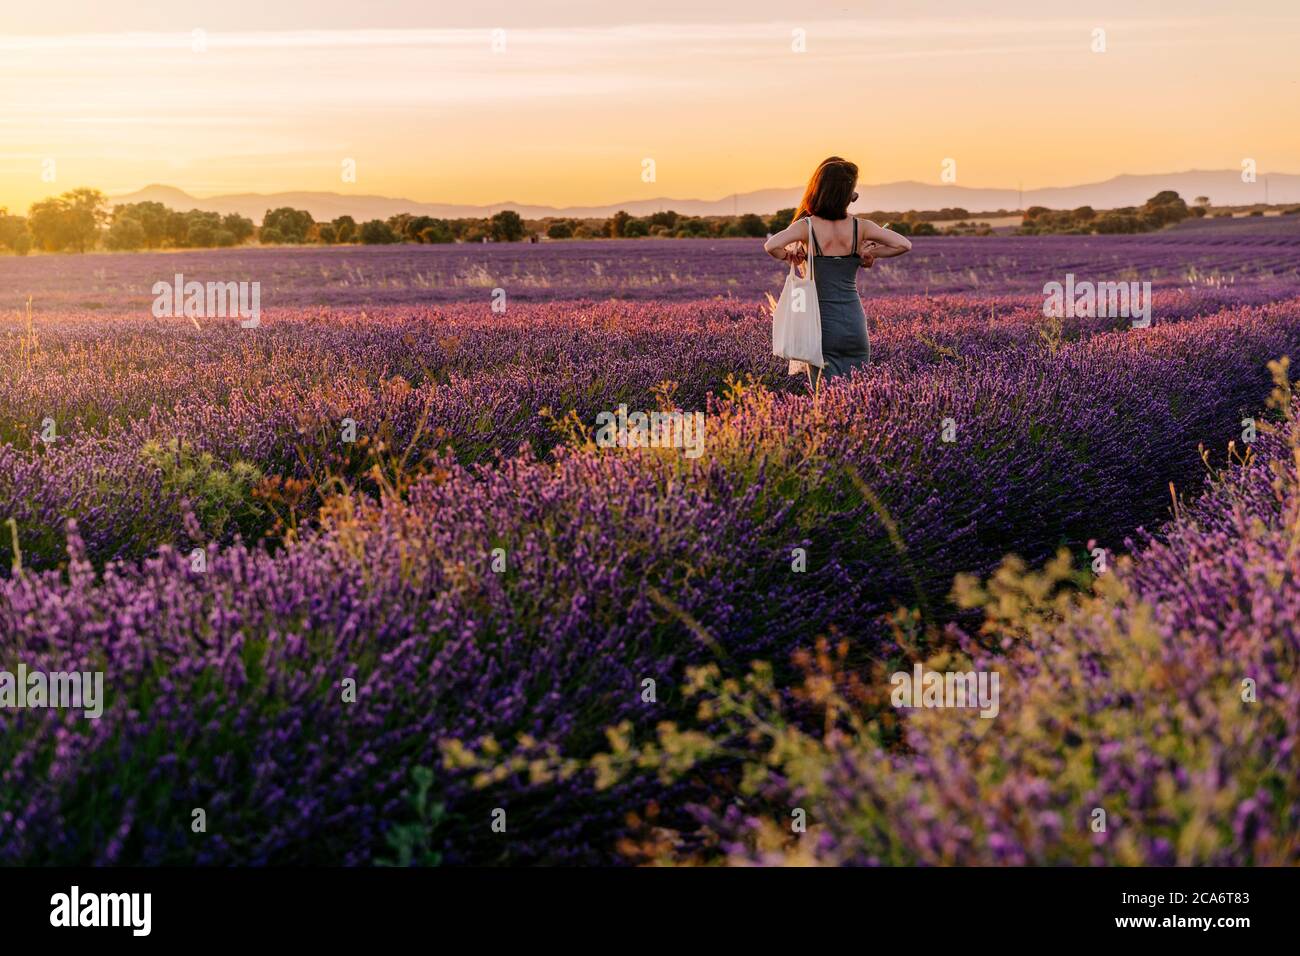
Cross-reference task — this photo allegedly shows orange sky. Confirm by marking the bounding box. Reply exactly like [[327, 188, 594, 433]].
[[2, 1, 1298, 211]]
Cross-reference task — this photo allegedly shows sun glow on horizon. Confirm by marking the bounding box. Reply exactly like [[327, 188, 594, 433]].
[[2, 2, 1299, 212]]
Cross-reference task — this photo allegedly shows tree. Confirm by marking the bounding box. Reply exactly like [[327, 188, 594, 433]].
[[546, 221, 573, 239], [318, 224, 337, 244], [331, 215, 357, 243], [768, 208, 795, 233], [222, 213, 255, 244], [418, 220, 454, 243], [261, 207, 314, 244], [106, 218, 146, 251], [28, 199, 71, 251], [181, 210, 223, 247], [187, 222, 216, 247], [1094, 212, 1142, 234], [649, 210, 680, 230], [360, 219, 398, 244], [387, 213, 414, 239], [63, 188, 108, 252], [674, 217, 708, 238], [607, 210, 632, 238], [112, 201, 170, 248], [0, 210, 28, 250], [28, 188, 107, 253], [490, 210, 525, 242], [738, 213, 768, 237], [402, 216, 435, 242], [165, 210, 189, 247], [1140, 191, 1189, 228]]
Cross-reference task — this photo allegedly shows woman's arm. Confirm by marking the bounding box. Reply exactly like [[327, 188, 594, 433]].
[[763, 218, 810, 263], [855, 218, 912, 259], [861, 241, 909, 259]]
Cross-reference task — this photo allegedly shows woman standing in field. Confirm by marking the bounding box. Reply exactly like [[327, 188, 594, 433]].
[[763, 156, 912, 380]]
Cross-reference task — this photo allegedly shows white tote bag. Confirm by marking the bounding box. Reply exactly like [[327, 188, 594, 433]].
[[771, 217, 824, 370]]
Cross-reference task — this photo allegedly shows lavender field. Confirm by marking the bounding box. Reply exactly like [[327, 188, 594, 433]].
[[2, 218, 1299, 865]]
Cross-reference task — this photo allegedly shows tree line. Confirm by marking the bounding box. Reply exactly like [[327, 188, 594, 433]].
[[4, 186, 1264, 255], [0, 190, 257, 254], [1017, 191, 1204, 235]]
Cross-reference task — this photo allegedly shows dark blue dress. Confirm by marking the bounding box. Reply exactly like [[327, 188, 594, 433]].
[[809, 218, 870, 381]]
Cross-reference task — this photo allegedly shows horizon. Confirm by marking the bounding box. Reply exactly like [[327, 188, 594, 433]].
[[2, 0, 1299, 212], [102, 166, 1300, 208]]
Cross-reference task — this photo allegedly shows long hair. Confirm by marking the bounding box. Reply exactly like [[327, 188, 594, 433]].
[[793, 156, 859, 222]]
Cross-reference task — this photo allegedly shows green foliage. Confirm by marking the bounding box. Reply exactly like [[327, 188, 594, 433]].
[[376, 767, 446, 866], [223, 212, 255, 243], [140, 440, 264, 540], [112, 201, 170, 248], [360, 219, 398, 244], [261, 207, 314, 244], [767, 207, 795, 233], [608, 210, 632, 238], [0, 210, 29, 250], [331, 215, 358, 243], [736, 213, 767, 237], [648, 210, 679, 230], [106, 217, 146, 251], [27, 188, 107, 253], [1024, 192, 1191, 236], [489, 210, 526, 242]]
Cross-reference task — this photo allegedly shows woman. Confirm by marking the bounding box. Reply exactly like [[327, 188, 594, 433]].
[[763, 157, 912, 381]]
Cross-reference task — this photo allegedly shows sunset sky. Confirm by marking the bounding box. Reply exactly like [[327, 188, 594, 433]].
[[2, 0, 1298, 211]]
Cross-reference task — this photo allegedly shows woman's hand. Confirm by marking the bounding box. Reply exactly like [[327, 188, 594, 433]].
[[784, 244, 807, 268], [858, 240, 880, 268]]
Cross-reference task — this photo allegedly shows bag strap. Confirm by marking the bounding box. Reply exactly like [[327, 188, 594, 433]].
[[805, 216, 816, 281]]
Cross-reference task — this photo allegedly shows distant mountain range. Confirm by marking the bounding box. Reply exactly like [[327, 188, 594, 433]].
[[109, 171, 1300, 224]]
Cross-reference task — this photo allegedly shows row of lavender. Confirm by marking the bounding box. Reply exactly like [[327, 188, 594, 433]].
[[625, 370, 1300, 866], [5, 287, 1274, 444], [2, 215, 1296, 306], [1, 288, 1286, 571], [1, 299, 1297, 863]]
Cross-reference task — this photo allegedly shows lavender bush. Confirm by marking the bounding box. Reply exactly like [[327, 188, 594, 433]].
[[2, 228, 1299, 864]]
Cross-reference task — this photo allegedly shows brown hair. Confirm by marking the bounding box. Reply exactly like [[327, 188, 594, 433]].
[[794, 156, 859, 222]]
